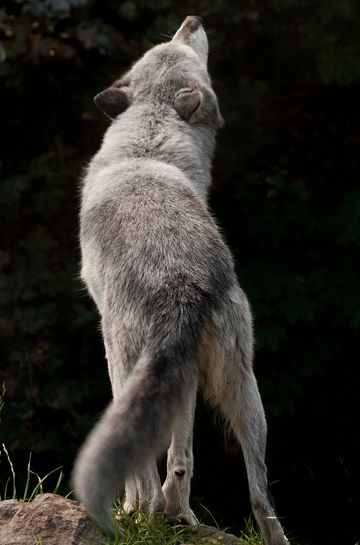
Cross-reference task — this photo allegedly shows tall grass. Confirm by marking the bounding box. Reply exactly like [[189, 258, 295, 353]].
[[101, 502, 269, 545], [104, 505, 189, 545], [0, 383, 64, 502]]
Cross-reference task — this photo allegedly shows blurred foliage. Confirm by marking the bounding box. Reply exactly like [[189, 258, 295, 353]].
[[0, 1, 359, 543]]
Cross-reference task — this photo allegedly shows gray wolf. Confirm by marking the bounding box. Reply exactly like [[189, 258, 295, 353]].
[[72, 16, 288, 545]]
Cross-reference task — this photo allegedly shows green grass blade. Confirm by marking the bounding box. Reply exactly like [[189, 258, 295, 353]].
[[27, 465, 64, 502], [1, 443, 16, 499], [53, 469, 64, 495], [22, 452, 33, 501]]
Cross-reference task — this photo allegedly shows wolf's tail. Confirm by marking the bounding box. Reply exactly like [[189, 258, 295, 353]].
[[71, 298, 205, 532]]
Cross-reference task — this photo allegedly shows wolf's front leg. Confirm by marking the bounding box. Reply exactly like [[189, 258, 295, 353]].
[[162, 380, 198, 525]]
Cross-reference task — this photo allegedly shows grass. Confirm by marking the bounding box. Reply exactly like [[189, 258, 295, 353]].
[[0, 448, 64, 502], [21, 453, 64, 502], [100, 501, 268, 545], [1, 382, 64, 502], [239, 519, 266, 544], [105, 505, 189, 545]]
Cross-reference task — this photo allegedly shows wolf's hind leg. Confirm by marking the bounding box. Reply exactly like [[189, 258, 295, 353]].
[[124, 459, 165, 516], [123, 476, 138, 514], [220, 368, 288, 545], [162, 379, 198, 525], [200, 288, 288, 545]]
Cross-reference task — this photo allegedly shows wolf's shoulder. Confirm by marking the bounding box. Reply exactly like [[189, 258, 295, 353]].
[[81, 158, 199, 210]]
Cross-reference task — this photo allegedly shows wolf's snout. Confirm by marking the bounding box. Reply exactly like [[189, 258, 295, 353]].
[[182, 15, 203, 32], [172, 15, 208, 66], [176, 15, 203, 35]]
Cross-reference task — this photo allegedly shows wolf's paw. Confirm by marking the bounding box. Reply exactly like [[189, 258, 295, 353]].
[[166, 508, 198, 526]]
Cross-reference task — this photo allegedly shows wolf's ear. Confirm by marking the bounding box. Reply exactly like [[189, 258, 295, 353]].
[[94, 85, 131, 120], [174, 86, 224, 129]]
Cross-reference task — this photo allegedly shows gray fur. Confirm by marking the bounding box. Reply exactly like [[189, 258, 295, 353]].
[[72, 16, 288, 545]]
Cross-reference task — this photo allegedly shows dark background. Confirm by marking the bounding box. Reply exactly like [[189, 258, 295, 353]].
[[0, 1, 359, 544]]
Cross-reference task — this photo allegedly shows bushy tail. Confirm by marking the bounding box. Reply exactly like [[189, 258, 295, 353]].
[[72, 301, 204, 531]]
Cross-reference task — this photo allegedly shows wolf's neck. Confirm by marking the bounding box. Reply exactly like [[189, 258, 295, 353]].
[[92, 104, 215, 200]]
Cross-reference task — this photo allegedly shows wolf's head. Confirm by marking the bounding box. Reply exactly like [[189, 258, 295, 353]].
[[94, 16, 223, 130]]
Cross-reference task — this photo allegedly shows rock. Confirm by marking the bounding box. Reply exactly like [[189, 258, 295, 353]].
[[184, 523, 244, 544], [0, 493, 245, 545], [0, 493, 104, 545]]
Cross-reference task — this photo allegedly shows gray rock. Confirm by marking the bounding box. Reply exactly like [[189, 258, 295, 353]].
[[184, 523, 244, 544], [0, 492, 245, 545], [0, 493, 104, 545]]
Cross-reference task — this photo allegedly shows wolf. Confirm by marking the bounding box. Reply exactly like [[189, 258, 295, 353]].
[[72, 16, 288, 545]]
